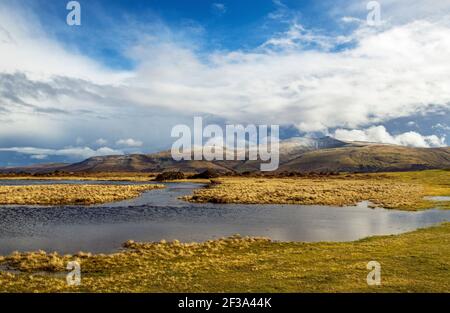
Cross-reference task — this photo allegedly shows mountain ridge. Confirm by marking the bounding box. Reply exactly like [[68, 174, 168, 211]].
[[1, 137, 449, 174]]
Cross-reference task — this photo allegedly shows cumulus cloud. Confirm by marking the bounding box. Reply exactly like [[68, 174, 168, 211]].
[[2, 1, 450, 134], [333, 126, 446, 148], [0, 146, 124, 159], [116, 138, 143, 147], [125, 17, 450, 133]]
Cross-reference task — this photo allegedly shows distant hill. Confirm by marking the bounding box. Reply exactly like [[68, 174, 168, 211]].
[[277, 144, 450, 173], [0, 163, 69, 174], [1, 137, 450, 174], [60, 152, 231, 173], [58, 136, 352, 173]]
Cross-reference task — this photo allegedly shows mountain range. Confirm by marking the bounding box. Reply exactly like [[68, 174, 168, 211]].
[[1, 137, 450, 174]]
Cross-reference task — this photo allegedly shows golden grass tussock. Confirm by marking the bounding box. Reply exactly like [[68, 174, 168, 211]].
[[0, 224, 449, 292], [0, 184, 164, 205], [184, 170, 450, 210]]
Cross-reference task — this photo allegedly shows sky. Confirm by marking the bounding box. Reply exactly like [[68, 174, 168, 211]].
[[0, 0, 449, 166]]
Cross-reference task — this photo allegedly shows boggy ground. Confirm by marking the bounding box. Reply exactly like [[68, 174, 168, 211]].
[[0, 184, 164, 205], [0, 223, 449, 292], [184, 170, 450, 210]]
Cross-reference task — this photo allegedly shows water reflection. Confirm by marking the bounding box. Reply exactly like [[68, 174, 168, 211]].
[[425, 196, 450, 202]]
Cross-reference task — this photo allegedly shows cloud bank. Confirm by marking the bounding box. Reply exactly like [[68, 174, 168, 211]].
[[0, 146, 124, 160], [0, 0, 449, 164], [126, 18, 450, 133], [333, 126, 446, 148]]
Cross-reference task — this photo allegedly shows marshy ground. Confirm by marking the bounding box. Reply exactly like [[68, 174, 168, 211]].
[[185, 170, 450, 211], [0, 184, 165, 205], [0, 169, 449, 292]]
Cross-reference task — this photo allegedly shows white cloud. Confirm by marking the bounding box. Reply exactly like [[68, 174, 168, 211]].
[[125, 17, 450, 134], [0, 3, 130, 84], [341, 16, 363, 24], [333, 125, 446, 148], [261, 22, 351, 51], [95, 138, 108, 146], [116, 138, 143, 147], [0, 146, 124, 159], [432, 123, 450, 131]]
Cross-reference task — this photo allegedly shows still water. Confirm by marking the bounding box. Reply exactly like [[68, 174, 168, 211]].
[[0, 180, 449, 254]]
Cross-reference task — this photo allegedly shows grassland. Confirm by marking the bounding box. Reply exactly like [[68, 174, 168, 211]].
[[184, 170, 450, 210], [0, 169, 448, 208], [0, 172, 157, 182], [0, 223, 449, 292], [0, 184, 164, 205]]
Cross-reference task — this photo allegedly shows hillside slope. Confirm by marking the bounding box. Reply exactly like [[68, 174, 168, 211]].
[[278, 145, 450, 173]]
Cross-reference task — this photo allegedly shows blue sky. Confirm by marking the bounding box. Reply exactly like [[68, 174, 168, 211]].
[[25, 0, 353, 69], [0, 0, 449, 166]]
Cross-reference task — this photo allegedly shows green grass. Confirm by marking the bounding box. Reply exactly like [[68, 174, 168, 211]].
[[1, 223, 449, 293]]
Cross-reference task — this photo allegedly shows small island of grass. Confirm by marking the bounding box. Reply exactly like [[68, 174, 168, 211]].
[[184, 170, 450, 211], [0, 184, 165, 205]]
